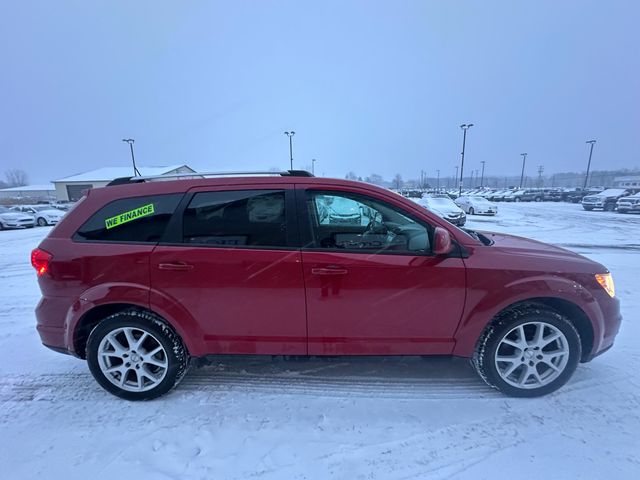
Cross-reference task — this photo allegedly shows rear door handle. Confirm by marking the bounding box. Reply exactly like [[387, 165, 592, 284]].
[[158, 262, 194, 271], [311, 267, 348, 276]]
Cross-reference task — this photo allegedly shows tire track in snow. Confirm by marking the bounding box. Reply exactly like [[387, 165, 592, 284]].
[[0, 370, 503, 403]]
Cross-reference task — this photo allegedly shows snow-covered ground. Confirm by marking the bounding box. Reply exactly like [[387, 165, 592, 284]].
[[1, 202, 639, 479]]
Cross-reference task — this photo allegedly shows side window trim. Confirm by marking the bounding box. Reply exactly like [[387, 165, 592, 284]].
[[296, 187, 435, 256]]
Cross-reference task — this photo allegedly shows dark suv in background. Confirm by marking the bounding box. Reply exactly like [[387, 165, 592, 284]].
[[32, 171, 621, 400]]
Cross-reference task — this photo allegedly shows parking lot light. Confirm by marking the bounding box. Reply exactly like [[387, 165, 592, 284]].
[[284, 131, 295, 170], [584, 140, 597, 189], [459, 124, 474, 196], [519, 153, 527, 189]]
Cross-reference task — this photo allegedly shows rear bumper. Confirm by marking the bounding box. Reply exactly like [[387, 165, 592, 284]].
[[35, 296, 75, 355]]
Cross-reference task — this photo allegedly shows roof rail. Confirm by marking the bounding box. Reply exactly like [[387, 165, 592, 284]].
[[106, 169, 314, 186]]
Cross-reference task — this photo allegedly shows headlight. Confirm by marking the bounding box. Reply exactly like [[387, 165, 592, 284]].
[[595, 273, 615, 298]]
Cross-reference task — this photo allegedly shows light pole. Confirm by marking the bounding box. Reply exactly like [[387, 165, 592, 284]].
[[459, 124, 473, 195], [284, 131, 295, 170], [436, 169, 440, 191], [311, 158, 316, 175], [455, 166, 459, 190], [122, 139, 140, 176], [584, 140, 596, 189], [480, 161, 486, 187], [519, 153, 527, 189]]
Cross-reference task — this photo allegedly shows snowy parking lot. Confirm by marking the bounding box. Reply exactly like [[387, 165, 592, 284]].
[[1, 202, 639, 479]]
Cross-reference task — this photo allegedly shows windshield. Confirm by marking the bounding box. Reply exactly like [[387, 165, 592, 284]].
[[470, 196, 489, 203], [0, 206, 10, 213]]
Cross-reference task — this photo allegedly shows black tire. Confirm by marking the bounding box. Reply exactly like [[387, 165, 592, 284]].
[[515, 197, 521, 202], [472, 306, 581, 397], [86, 309, 189, 400], [37, 217, 48, 226], [604, 203, 615, 212], [535, 196, 542, 202], [468, 207, 474, 215]]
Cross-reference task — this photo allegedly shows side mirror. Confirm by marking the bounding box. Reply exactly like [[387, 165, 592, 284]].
[[433, 227, 453, 255]]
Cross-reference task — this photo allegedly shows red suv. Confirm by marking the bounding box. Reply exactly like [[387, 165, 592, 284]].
[[32, 171, 621, 400]]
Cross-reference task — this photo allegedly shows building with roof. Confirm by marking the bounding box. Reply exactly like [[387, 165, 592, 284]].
[[0, 184, 57, 202], [613, 176, 640, 189], [53, 164, 196, 201]]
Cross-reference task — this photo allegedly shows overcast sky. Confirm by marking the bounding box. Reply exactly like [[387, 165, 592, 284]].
[[1, 0, 638, 184]]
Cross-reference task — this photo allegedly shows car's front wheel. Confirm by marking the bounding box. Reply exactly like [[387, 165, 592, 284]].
[[468, 207, 474, 215], [472, 306, 581, 397], [37, 217, 48, 226], [86, 310, 189, 400]]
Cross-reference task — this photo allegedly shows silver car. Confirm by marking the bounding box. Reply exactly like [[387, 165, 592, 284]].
[[11, 205, 65, 226], [0, 206, 36, 229]]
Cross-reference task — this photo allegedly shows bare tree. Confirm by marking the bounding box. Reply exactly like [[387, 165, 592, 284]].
[[5, 169, 29, 187], [365, 173, 385, 186], [393, 173, 403, 190], [345, 171, 358, 180]]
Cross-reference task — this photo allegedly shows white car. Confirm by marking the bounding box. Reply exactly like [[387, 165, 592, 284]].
[[617, 192, 640, 214], [455, 195, 498, 215], [11, 205, 65, 226], [413, 195, 466, 226], [0, 206, 36, 229]]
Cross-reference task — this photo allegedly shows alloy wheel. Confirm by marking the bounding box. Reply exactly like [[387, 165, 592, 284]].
[[97, 327, 169, 392], [494, 321, 570, 389]]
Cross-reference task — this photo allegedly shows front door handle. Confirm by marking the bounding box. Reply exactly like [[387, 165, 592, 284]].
[[311, 267, 348, 276], [158, 262, 194, 272]]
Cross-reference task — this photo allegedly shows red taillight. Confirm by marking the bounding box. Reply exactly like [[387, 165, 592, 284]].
[[31, 248, 52, 277]]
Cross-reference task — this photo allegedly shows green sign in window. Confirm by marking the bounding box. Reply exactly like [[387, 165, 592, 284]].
[[105, 203, 155, 229]]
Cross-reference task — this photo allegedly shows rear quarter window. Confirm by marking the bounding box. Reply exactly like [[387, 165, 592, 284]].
[[74, 194, 183, 243]]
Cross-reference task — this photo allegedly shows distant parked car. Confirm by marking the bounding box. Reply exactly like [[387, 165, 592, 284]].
[[542, 189, 563, 201], [316, 195, 363, 225], [414, 195, 466, 226], [0, 205, 36, 229], [11, 205, 65, 226], [489, 189, 511, 202], [564, 187, 603, 203], [502, 190, 525, 202], [455, 195, 498, 215], [582, 189, 632, 211], [616, 193, 640, 214]]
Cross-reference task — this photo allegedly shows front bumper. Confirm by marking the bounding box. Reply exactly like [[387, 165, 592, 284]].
[[617, 204, 640, 212], [445, 215, 466, 226], [2, 220, 35, 228]]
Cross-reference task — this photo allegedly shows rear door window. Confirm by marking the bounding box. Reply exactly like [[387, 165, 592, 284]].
[[74, 194, 182, 243], [182, 190, 289, 247]]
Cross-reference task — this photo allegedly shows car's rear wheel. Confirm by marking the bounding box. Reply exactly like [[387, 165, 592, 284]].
[[87, 310, 189, 400], [472, 306, 581, 397], [468, 207, 474, 215], [604, 203, 615, 212], [37, 217, 48, 226]]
